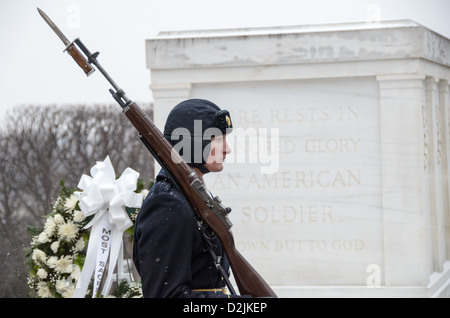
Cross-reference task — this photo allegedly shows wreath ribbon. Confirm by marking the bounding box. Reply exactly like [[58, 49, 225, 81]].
[[72, 156, 143, 298]]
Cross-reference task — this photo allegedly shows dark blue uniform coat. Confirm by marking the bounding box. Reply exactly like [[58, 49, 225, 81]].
[[133, 169, 230, 298]]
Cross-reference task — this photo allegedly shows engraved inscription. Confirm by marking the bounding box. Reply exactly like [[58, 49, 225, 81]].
[[198, 78, 381, 284], [236, 239, 365, 252], [241, 205, 334, 223], [211, 170, 361, 189]]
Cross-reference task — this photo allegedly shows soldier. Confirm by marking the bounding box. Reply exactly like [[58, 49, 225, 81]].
[[133, 99, 238, 298]]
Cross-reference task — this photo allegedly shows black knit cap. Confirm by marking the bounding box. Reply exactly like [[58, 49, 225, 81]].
[[163, 99, 233, 174]]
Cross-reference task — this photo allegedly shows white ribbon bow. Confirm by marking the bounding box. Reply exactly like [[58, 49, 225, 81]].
[[72, 156, 143, 298]]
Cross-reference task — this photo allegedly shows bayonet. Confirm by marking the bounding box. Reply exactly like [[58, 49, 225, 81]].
[[38, 7, 132, 107], [37, 7, 94, 76]]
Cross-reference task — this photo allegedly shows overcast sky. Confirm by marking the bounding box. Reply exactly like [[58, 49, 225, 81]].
[[1, 0, 449, 126]]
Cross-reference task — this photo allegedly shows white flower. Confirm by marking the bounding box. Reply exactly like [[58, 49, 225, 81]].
[[60, 285, 74, 298], [56, 278, 75, 298], [55, 279, 67, 291], [36, 282, 52, 298], [53, 197, 63, 213], [64, 195, 79, 212], [57, 220, 78, 241], [54, 255, 73, 274], [53, 214, 65, 224], [43, 217, 56, 236], [141, 189, 149, 198], [46, 256, 58, 269], [36, 268, 48, 279], [30, 236, 38, 247], [50, 241, 60, 254], [37, 231, 49, 244], [32, 249, 46, 263], [75, 237, 85, 251], [73, 210, 86, 223], [127, 281, 143, 298], [70, 264, 81, 281]]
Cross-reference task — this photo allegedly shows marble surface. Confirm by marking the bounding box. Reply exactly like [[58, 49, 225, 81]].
[[198, 77, 382, 286], [146, 20, 450, 297]]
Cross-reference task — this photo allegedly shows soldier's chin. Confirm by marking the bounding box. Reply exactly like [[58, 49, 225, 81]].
[[205, 162, 224, 172]]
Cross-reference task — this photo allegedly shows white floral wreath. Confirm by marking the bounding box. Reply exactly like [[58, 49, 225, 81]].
[[26, 158, 150, 298]]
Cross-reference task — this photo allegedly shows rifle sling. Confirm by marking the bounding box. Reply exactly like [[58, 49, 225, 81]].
[[197, 219, 237, 296]]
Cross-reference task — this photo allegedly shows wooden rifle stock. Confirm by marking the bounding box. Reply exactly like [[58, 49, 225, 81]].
[[124, 102, 277, 298]]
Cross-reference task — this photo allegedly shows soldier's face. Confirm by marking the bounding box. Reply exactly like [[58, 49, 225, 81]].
[[204, 135, 231, 172]]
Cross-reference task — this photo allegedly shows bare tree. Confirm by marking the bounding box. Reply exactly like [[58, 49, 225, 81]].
[[0, 103, 154, 297]]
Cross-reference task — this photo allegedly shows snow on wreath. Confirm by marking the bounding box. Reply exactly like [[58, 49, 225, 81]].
[[25, 156, 152, 298]]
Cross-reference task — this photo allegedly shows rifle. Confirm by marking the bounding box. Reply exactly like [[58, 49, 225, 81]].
[[37, 8, 276, 298]]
